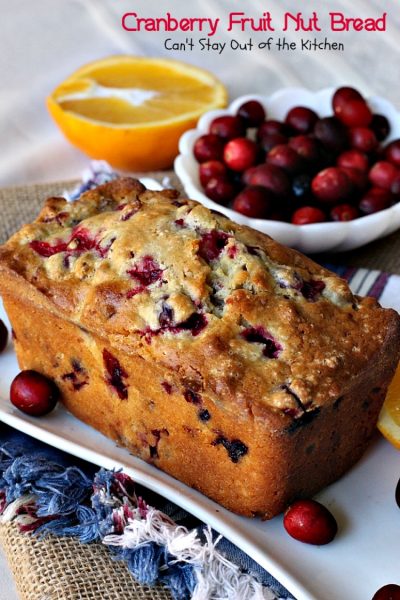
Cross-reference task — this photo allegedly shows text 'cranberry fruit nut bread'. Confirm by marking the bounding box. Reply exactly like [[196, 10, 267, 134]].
[[0, 177, 399, 518]]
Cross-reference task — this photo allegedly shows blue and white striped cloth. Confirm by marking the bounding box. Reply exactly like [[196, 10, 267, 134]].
[[328, 263, 400, 313]]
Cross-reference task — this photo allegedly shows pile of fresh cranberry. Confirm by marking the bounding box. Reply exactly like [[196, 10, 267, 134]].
[[193, 87, 400, 224]]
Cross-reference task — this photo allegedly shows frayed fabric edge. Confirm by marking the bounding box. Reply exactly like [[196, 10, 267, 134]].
[[0, 445, 290, 600]]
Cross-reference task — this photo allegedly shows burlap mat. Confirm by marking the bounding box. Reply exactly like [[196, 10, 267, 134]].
[[1, 172, 400, 600], [0, 523, 169, 600]]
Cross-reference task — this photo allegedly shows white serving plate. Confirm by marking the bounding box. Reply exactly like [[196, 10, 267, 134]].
[[175, 88, 400, 254], [0, 301, 399, 599]]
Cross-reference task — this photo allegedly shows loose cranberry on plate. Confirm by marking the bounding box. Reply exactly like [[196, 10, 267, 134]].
[[285, 106, 318, 134], [291, 206, 326, 225], [0, 319, 8, 353], [224, 137, 258, 172], [371, 584, 400, 600], [311, 167, 352, 203], [237, 100, 266, 127], [369, 161, 399, 190], [359, 187, 393, 215], [349, 127, 378, 153], [330, 203, 359, 221], [199, 160, 227, 187], [266, 144, 304, 174], [193, 134, 225, 163], [232, 186, 276, 218], [283, 499, 338, 545], [210, 115, 246, 141], [10, 370, 59, 416], [205, 176, 236, 205]]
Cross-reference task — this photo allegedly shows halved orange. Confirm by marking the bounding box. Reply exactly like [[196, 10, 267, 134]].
[[377, 362, 400, 449], [47, 56, 227, 171]]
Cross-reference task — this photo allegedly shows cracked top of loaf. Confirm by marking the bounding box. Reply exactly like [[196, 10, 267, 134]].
[[0, 177, 398, 421]]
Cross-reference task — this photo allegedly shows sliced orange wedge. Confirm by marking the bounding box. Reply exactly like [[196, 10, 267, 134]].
[[377, 362, 400, 449], [47, 56, 227, 170]]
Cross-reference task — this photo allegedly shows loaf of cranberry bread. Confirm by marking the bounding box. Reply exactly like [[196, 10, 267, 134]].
[[1, 177, 399, 517]]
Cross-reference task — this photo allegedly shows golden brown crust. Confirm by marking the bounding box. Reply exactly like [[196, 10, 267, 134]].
[[1, 177, 397, 419], [1, 177, 400, 517]]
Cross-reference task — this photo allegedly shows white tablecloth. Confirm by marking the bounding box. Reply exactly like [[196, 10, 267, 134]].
[[0, 0, 399, 597]]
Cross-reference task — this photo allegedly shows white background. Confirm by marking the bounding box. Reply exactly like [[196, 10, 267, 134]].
[[0, 0, 399, 597]]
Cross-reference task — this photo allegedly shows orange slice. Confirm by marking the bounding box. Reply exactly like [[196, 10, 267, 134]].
[[377, 362, 400, 449], [47, 56, 227, 170]]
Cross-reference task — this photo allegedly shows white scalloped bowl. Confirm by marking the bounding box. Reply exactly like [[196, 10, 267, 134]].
[[175, 88, 400, 254]]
